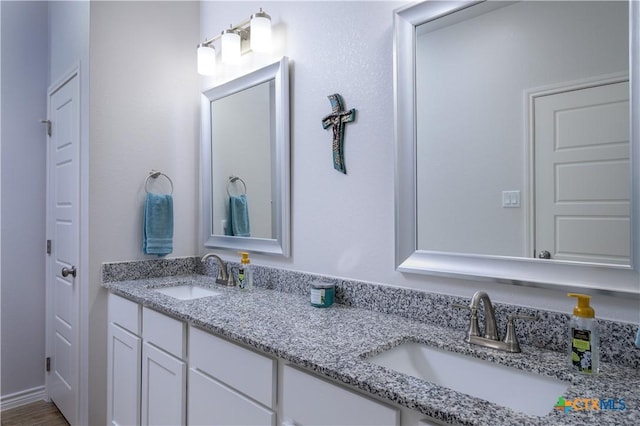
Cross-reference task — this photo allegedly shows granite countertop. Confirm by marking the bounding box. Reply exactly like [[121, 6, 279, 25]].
[[104, 274, 640, 425]]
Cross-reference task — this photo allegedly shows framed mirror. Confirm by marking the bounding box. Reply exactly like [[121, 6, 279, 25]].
[[201, 57, 290, 256], [394, 1, 639, 296]]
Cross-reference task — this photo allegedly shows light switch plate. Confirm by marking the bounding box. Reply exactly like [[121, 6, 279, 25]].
[[502, 190, 521, 208]]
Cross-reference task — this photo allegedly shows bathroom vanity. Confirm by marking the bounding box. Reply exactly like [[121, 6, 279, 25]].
[[107, 290, 405, 426], [104, 269, 640, 426]]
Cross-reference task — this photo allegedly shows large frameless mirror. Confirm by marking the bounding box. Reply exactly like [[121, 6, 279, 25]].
[[201, 57, 290, 256], [394, 1, 639, 296]]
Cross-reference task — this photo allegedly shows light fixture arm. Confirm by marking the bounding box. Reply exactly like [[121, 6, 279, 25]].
[[200, 18, 251, 48]]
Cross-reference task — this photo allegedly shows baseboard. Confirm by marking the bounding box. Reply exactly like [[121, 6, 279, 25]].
[[0, 386, 47, 411]]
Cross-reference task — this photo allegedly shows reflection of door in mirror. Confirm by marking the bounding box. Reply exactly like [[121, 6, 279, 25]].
[[415, 0, 629, 266], [211, 80, 275, 239], [534, 81, 629, 265]]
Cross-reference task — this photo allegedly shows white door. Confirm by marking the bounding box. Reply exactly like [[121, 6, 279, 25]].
[[46, 70, 80, 425], [534, 81, 630, 265]]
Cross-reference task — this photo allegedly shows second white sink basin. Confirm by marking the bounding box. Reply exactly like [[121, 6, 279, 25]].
[[154, 285, 221, 300], [366, 342, 569, 417]]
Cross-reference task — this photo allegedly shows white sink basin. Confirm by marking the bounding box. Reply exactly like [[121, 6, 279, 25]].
[[366, 342, 569, 417], [154, 285, 221, 300]]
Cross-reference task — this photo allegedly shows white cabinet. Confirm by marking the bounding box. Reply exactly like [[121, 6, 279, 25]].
[[187, 326, 276, 426], [141, 307, 186, 426], [281, 364, 400, 426], [107, 294, 445, 426], [107, 293, 142, 426]]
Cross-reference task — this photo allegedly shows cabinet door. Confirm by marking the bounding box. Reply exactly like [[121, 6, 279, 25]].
[[141, 342, 186, 426], [107, 323, 141, 426], [188, 368, 275, 426], [282, 365, 399, 426]]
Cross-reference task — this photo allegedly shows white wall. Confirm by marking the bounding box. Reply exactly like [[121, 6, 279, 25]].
[[89, 1, 200, 423], [200, 1, 638, 323], [0, 0, 49, 404]]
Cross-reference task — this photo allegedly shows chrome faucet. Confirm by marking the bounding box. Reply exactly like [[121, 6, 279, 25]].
[[454, 291, 536, 353], [470, 291, 499, 340], [201, 253, 235, 286]]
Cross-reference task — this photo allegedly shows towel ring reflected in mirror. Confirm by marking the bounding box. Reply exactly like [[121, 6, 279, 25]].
[[226, 176, 247, 197], [144, 170, 174, 195]]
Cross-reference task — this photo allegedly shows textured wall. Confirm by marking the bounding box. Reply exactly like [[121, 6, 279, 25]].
[[89, 1, 200, 423]]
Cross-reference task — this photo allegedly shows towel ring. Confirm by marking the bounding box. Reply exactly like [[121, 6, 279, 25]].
[[145, 170, 174, 195], [226, 176, 247, 197]]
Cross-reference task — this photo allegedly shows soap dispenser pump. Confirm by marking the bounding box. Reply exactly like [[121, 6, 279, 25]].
[[567, 293, 599, 374], [238, 252, 253, 290]]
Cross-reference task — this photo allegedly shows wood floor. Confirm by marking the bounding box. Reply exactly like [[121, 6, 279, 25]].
[[1, 401, 68, 426]]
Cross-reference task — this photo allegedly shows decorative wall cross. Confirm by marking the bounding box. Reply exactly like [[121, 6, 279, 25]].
[[322, 93, 356, 174]]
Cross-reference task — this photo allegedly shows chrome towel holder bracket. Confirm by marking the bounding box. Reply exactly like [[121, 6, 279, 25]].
[[226, 175, 247, 197], [145, 170, 174, 195]]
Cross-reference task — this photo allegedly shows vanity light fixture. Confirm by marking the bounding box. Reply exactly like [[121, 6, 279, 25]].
[[221, 27, 241, 64], [250, 9, 272, 53], [197, 42, 216, 75], [197, 8, 272, 75]]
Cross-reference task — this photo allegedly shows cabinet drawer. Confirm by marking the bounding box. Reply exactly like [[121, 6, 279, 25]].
[[188, 368, 275, 426], [142, 307, 185, 359], [108, 293, 141, 335], [189, 326, 276, 409], [282, 364, 399, 426]]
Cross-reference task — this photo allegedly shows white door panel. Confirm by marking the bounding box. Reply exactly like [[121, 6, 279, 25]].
[[47, 70, 80, 425], [556, 159, 629, 202], [556, 216, 630, 260], [556, 101, 628, 149], [534, 80, 630, 265]]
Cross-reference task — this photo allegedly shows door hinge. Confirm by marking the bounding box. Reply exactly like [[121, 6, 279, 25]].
[[46, 239, 52, 255], [46, 357, 51, 372], [40, 119, 52, 137]]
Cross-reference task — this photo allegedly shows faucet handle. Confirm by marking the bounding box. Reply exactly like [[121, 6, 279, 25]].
[[225, 265, 236, 287], [503, 314, 537, 352], [452, 303, 480, 339], [452, 303, 470, 311]]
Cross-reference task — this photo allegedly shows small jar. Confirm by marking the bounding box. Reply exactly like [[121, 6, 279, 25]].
[[310, 281, 335, 308]]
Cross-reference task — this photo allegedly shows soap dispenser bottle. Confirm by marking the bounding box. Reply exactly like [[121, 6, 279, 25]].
[[567, 293, 599, 374], [238, 252, 253, 290]]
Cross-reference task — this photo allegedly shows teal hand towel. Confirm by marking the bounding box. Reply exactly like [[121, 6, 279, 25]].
[[143, 192, 173, 256], [635, 326, 640, 349], [229, 194, 250, 237]]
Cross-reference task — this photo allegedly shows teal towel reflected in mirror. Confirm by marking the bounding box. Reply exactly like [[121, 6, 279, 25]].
[[229, 194, 250, 237], [143, 192, 173, 256]]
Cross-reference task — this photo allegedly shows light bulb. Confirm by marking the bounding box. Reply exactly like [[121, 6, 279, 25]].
[[221, 29, 241, 64], [250, 9, 272, 53], [197, 43, 215, 75]]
